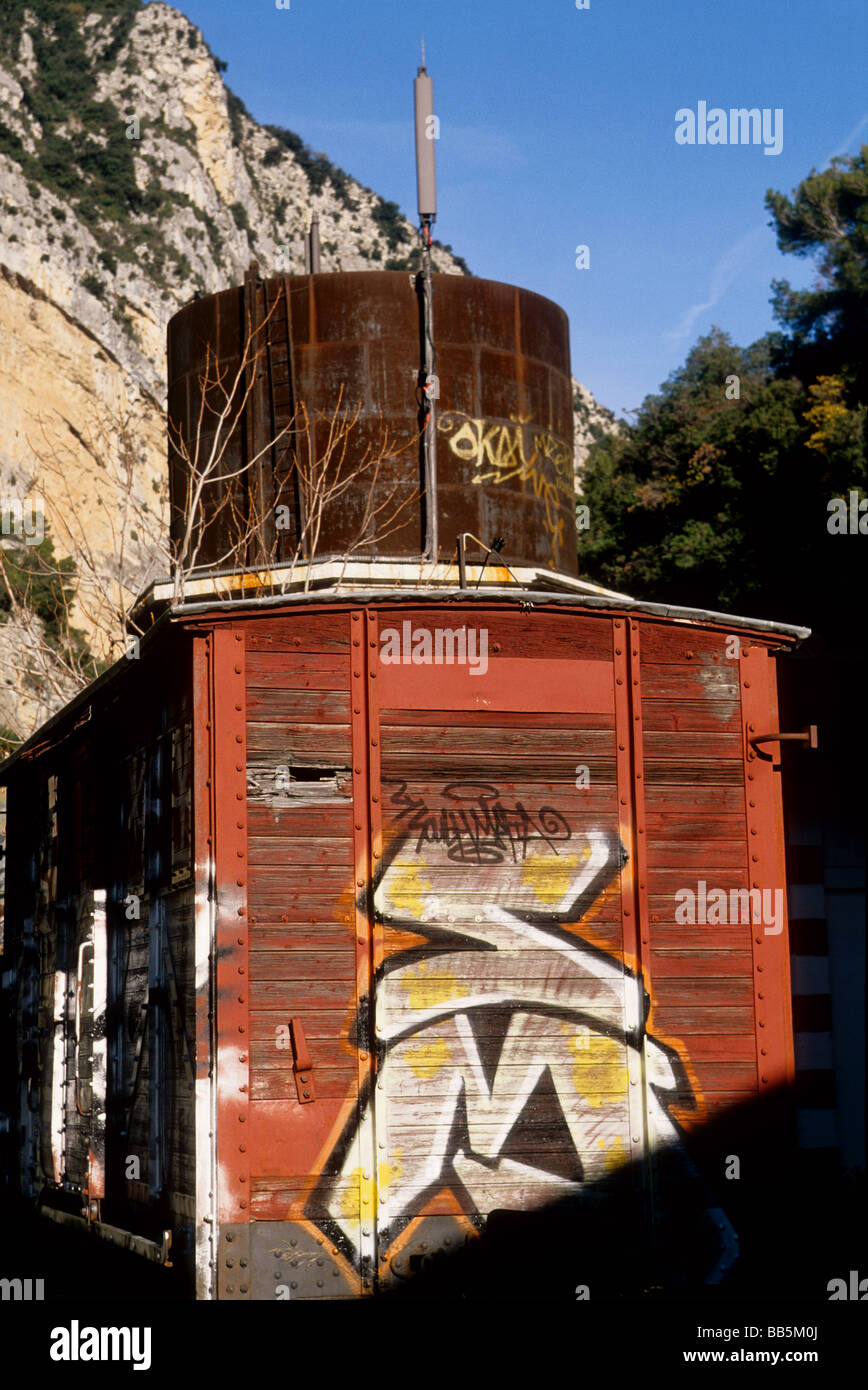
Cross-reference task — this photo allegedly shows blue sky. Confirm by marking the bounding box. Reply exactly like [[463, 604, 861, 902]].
[[156, 0, 867, 419]]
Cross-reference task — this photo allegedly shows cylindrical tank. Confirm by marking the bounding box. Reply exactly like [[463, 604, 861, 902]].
[[166, 270, 577, 577]]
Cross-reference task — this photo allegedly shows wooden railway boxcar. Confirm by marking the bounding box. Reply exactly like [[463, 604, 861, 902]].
[[0, 583, 808, 1298]]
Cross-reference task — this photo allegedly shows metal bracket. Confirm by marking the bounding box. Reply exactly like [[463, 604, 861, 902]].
[[290, 1017, 316, 1103], [456, 532, 509, 589], [250, 1221, 359, 1299], [746, 722, 818, 760], [218, 1223, 251, 1300]]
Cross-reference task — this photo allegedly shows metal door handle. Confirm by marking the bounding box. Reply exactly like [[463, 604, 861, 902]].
[[290, 1017, 316, 1104], [747, 723, 818, 759]]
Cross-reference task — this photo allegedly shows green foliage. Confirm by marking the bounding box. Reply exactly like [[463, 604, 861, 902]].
[[2, 1, 144, 248], [385, 252, 423, 272], [573, 388, 618, 444], [230, 201, 249, 231], [3, 2, 472, 308], [0, 527, 91, 669], [262, 121, 359, 209], [327, 167, 358, 211], [188, 202, 223, 261], [578, 149, 868, 630], [433, 239, 471, 276], [82, 271, 105, 299], [766, 146, 868, 394], [371, 198, 410, 253], [225, 89, 248, 147], [0, 724, 20, 758]]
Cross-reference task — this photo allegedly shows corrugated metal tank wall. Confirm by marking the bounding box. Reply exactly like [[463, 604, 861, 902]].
[[166, 271, 578, 577]]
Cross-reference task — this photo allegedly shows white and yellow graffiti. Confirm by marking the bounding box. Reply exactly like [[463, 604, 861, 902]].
[[324, 824, 687, 1259]]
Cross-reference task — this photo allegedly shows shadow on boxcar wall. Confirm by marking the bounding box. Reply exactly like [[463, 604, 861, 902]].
[[377, 1084, 867, 1301], [308, 805, 864, 1303]]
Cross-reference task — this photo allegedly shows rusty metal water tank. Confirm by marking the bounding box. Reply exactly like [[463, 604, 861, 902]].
[[166, 269, 577, 578]]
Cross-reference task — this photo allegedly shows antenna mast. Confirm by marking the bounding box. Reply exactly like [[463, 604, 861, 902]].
[[414, 38, 438, 560]]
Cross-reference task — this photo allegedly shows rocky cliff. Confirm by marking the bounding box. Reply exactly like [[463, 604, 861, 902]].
[[0, 0, 618, 745]]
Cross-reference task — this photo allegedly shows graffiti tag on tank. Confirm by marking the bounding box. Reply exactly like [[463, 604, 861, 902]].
[[311, 782, 715, 1277], [437, 411, 573, 564]]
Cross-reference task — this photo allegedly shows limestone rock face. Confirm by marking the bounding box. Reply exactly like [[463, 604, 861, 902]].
[[0, 0, 617, 744], [572, 378, 623, 489]]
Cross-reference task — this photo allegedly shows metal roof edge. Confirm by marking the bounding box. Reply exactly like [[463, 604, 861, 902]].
[[0, 607, 175, 778], [167, 583, 811, 643], [0, 584, 811, 779]]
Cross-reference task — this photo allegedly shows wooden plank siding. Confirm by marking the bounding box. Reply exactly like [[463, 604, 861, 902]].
[[242, 613, 366, 1236], [365, 609, 644, 1268], [0, 595, 800, 1297], [638, 623, 761, 1129], [226, 603, 797, 1291], [0, 643, 198, 1241]]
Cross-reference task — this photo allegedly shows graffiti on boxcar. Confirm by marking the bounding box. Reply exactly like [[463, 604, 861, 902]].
[[390, 779, 571, 864], [310, 783, 737, 1280]]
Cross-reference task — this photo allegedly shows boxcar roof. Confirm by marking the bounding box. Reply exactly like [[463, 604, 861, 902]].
[[0, 582, 810, 778]]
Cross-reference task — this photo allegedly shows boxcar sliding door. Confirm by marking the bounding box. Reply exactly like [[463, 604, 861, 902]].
[[319, 606, 666, 1290]]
